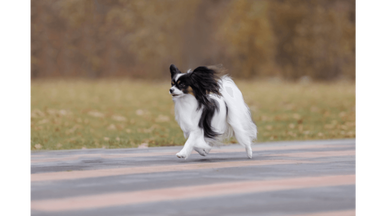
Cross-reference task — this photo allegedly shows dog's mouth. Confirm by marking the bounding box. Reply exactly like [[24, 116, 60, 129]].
[[171, 94, 179, 97]]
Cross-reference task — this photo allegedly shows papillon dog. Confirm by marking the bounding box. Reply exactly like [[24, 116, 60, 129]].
[[169, 64, 257, 159]]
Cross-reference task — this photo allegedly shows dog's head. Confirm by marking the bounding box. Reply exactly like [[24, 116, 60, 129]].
[[169, 64, 193, 98], [169, 64, 222, 108]]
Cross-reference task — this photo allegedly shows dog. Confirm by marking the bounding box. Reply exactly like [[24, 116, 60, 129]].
[[169, 64, 257, 159]]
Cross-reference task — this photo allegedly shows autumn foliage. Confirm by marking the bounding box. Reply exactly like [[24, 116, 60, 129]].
[[31, 0, 355, 80]]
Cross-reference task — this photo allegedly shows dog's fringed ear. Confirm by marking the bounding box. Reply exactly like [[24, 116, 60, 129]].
[[190, 66, 221, 95], [170, 64, 181, 79], [189, 66, 222, 109]]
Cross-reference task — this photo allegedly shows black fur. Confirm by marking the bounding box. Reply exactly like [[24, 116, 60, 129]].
[[170, 65, 222, 110], [189, 66, 222, 138], [224, 101, 228, 116], [170, 64, 181, 79], [169, 64, 223, 139], [188, 66, 222, 110], [199, 98, 220, 139]]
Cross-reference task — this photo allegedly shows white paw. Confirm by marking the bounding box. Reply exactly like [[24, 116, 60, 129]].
[[176, 151, 188, 159], [194, 147, 207, 156], [203, 148, 211, 154], [246, 146, 253, 159]]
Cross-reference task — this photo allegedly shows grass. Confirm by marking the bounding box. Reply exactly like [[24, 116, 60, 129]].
[[31, 79, 355, 150]]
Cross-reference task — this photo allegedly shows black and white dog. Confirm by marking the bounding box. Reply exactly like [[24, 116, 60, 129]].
[[169, 64, 257, 159]]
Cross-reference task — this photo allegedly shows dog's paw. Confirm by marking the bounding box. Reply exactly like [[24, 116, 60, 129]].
[[194, 147, 207, 156], [246, 146, 253, 159], [176, 151, 188, 159], [203, 148, 211, 155]]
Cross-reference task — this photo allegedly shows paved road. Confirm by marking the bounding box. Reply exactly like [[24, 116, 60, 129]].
[[31, 139, 355, 216]]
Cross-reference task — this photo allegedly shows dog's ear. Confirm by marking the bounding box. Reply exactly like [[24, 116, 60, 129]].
[[190, 66, 221, 95], [189, 66, 222, 109], [170, 64, 181, 79]]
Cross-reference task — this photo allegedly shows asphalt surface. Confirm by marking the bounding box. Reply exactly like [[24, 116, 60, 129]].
[[31, 139, 355, 216]]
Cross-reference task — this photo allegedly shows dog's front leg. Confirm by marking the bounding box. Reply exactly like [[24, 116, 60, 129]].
[[176, 130, 204, 159]]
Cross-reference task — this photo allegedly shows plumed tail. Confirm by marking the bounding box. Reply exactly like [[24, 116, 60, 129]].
[[219, 75, 258, 146]]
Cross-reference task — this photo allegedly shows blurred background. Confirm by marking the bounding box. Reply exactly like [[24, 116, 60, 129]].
[[31, 0, 355, 80], [28, 2, 357, 214], [31, 0, 355, 150]]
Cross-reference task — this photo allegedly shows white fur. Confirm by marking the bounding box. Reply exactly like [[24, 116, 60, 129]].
[[170, 75, 257, 159], [169, 74, 185, 97]]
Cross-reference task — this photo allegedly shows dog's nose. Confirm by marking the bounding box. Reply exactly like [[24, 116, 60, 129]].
[[169, 89, 174, 94]]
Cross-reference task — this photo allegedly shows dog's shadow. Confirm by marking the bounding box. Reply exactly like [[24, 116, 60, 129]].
[[176, 155, 260, 163]]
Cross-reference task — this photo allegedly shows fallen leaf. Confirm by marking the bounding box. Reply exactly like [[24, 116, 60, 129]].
[[31, 109, 45, 118], [155, 115, 170, 122], [59, 110, 69, 116], [136, 109, 144, 116], [38, 119, 49, 124], [298, 125, 303, 131], [88, 111, 105, 118], [138, 143, 149, 149], [107, 124, 116, 130], [261, 115, 270, 121], [112, 115, 127, 122], [293, 113, 301, 120], [324, 124, 334, 129], [310, 106, 319, 112]]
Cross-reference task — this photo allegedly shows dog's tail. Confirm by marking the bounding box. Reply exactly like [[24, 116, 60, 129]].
[[220, 75, 257, 158]]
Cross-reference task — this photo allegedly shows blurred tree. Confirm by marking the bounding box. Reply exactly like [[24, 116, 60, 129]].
[[32, 0, 201, 78], [218, 0, 276, 78], [269, 0, 355, 80], [31, 0, 355, 80], [101, 0, 201, 77]]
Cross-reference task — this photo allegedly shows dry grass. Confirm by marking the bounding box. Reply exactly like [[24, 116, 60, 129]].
[[31, 79, 355, 150]]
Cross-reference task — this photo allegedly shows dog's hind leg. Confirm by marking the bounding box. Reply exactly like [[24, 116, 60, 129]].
[[232, 127, 253, 159], [245, 145, 253, 159], [194, 147, 207, 156], [194, 147, 212, 156], [203, 148, 211, 155]]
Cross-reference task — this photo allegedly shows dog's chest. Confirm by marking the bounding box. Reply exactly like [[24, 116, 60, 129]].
[[173, 95, 201, 134]]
